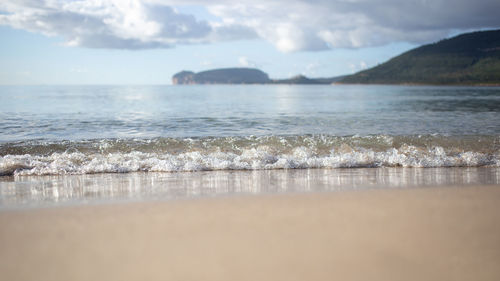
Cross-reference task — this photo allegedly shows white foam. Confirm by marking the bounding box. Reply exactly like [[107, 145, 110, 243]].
[[1, 145, 498, 176]]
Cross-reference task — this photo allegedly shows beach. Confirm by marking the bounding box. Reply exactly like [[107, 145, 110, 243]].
[[1, 85, 499, 280], [1, 184, 499, 281], [1, 5, 500, 281]]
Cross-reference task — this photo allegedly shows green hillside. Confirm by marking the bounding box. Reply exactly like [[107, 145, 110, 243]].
[[341, 29, 500, 85], [172, 68, 270, 84], [172, 68, 346, 85]]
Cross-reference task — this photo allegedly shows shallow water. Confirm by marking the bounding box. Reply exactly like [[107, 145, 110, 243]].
[[1, 85, 500, 176], [1, 85, 499, 207], [1, 167, 499, 208]]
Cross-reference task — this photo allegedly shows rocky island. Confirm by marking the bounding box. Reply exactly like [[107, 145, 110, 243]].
[[172, 68, 271, 85]]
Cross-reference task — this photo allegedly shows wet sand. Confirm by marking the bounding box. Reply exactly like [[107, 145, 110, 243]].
[[1, 185, 500, 281], [2, 167, 500, 208]]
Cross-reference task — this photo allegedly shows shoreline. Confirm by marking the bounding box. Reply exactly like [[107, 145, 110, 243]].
[[2, 167, 499, 209], [1, 185, 499, 281], [170, 82, 500, 86], [333, 82, 500, 87]]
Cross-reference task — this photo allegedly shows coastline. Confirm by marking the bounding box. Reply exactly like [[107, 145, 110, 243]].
[[333, 82, 500, 87], [1, 185, 499, 281], [2, 167, 499, 208], [170, 81, 500, 86]]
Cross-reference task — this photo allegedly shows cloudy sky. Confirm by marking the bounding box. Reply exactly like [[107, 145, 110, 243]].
[[1, 0, 499, 84]]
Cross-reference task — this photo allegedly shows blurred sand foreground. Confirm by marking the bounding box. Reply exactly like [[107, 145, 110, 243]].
[[1, 186, 499, 281]]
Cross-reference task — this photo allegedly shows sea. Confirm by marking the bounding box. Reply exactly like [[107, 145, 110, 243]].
[[1, 84, 500, 207]]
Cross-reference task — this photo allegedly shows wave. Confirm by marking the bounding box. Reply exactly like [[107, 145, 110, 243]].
[[1, 135, 499, 176]]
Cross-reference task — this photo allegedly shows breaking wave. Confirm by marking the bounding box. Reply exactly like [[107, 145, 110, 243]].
[[1, 135, 499, 176]]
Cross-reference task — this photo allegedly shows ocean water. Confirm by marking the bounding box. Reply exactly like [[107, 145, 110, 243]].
[[1, 85, 500, 206]]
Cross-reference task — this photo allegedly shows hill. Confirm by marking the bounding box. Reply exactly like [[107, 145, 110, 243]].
[[341, 29, 500, 85], [172, 68, 270, 84], [172, 68, 346, 85]]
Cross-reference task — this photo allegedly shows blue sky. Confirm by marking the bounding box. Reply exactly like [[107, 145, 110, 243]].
[[1, 1, 498, 85], [0, 25, 415, 84]]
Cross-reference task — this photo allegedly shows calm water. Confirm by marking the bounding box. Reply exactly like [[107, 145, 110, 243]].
[[1, 85, 500, 207], [1, 84, 500, 140]]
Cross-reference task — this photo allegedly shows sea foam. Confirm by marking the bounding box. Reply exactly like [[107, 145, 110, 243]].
[[1, 135, 499, 176]]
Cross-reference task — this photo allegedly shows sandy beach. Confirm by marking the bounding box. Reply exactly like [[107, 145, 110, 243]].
[[1, 185, 499, 281]]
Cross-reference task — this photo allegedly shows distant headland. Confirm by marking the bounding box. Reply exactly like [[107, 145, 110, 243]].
[[342, 29, 500, 85], [172, 68, 346, 85], [172, 29, 500, 86]]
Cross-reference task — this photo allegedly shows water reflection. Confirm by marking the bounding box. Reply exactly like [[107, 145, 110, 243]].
[[2, 85, 500, 141], [1, 167, 499, 208]]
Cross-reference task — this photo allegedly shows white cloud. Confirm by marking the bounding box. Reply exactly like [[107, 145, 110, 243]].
[[1, 0, 499, 51], [0, 0, 212, 49], [348, 63, 357, 73], [200, 60, 212, 66], [238, 56, 256, 67], [203, 0, 500, 52], [238, 56, 250, 67], [348, 60, 369, 73], [303, 62, 322, 76]]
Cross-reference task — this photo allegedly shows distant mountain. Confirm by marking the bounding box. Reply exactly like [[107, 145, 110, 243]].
[[341, 29, 500, 85], [172, 68, 346, 85], [172, 68, 270, 84]]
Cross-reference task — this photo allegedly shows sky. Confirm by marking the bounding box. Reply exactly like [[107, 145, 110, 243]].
[[0, 0, 499, 85]]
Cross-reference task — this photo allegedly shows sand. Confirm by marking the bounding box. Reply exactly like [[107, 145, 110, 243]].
[[1, 185, 500, 281]]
